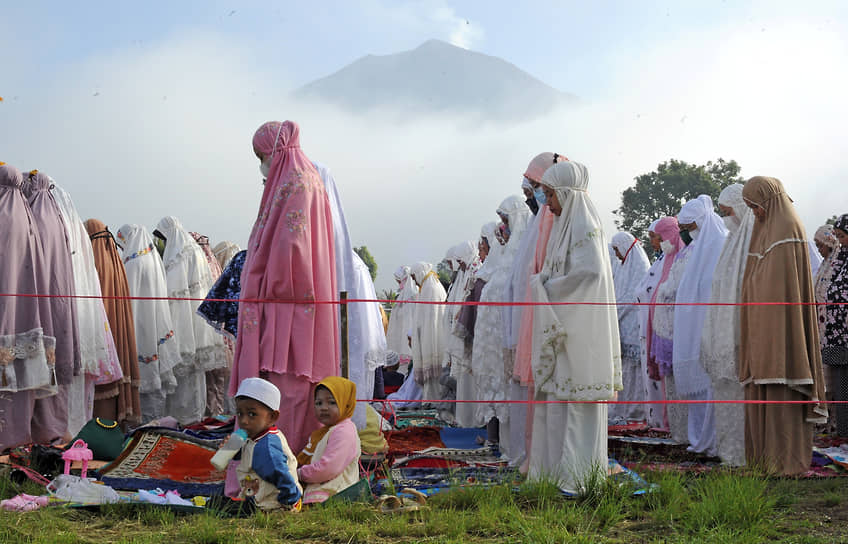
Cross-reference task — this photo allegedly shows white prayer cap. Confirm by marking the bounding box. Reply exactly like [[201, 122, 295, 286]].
[[648, 219, 660, 232], [384, 350, 400, 367], [235, 377, 281, 411]]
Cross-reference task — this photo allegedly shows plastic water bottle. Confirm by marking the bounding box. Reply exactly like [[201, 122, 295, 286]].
[[210, 429, 248, 470]]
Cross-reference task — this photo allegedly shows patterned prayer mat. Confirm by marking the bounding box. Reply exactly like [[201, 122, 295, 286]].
[[375, 460, 651, 497], [393, 409, 453, 429], [97, 429, 225, 496], [391, 446, 505, 469], [375, 466, 522, 494]]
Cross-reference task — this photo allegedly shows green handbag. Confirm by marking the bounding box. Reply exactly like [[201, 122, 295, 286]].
[[68, 418, 126, 461]]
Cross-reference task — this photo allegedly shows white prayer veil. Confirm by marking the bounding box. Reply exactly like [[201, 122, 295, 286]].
[[529, 161, 622, 400], [312, 161, 387, 430], [611, 231, 651, 353], [212, 241, 241, 269], [409, 261, 447, 387], [701, 184, 755, 383], [672, 195, 728, 397], [386, 265, 417, 360], [156, 216, 228, 422], [116, 224, 180, 408], [476, 222, 502, 283]]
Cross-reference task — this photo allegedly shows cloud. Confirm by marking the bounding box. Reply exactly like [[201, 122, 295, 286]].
[[355, 0, 484, 52], [431, 6, 483, 49]]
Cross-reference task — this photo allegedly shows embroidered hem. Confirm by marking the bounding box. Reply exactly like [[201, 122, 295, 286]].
[[0, 328, 54, 392]]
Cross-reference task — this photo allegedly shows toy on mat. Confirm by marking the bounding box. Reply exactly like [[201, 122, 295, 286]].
[[62, 440, 93, 478]]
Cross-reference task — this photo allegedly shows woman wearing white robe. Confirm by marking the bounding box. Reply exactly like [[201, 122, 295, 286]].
[[313, 161, 387, 430], [51, 183, 120, 435], [529, 161, 621, 492], [610, 231, 650, 423], [386, 266, 417, 363], [469, 222, 505, 426], [674, 195, 728, 456], [409, 261, 447, 404], [475, 196, 531, 456], [701, 184, 754, 466], [447, 242, 481, 428], [156, 216, 229, 423], [634, 220, 666, 429], [116, 224, 182, 423]]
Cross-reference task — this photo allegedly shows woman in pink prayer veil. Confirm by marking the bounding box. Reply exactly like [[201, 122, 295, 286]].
[[232, 121, 339, 452], [512, 152, 566, 472]]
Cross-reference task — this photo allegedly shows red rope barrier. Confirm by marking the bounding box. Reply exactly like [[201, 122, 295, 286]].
[[356, 398, 848, 405], [0, 292, 844, 307]]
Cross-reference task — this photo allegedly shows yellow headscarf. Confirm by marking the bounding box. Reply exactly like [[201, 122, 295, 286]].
[[297, 376, 356, 465]]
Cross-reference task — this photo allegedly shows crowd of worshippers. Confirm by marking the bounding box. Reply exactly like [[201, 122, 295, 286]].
[[1, 122, 845, 502], [0, 162, 245, 444], [0, 121, 393, 509], [385, 152, 845, 482]]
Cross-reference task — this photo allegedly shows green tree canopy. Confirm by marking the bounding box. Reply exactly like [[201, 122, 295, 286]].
[[614, 158, 744, 246], [436, 260, 453, 291], [353, 245, 378, 282]]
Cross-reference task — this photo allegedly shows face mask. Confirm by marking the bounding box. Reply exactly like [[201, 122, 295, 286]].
[[534, 188, 546, 206], [259, 158, 271, 179], [722, 215, 739, 232], [525, 196, 539, 215], [688, 228, 700, 241], [679, 229, 693, 245], [660, 240, 674, 254]]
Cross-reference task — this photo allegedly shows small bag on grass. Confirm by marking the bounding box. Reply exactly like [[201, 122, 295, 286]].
[[69, 418, 126, 461]]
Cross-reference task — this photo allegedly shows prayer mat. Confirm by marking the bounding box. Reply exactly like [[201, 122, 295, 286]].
[[393, 409, 452, 429], [813, 447, 848, 471], [439, 427, 487, 450], [608, 422, 650, 435], [391, 446, 505, 469], [815, 434, 848, 449], [386, 427, 445, 456], [375, 466, 522, 494], [98, 429, 225, 496]]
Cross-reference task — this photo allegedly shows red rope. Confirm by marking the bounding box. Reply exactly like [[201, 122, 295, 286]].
[[0, 292, 844, 307], [356, 398, 848, 405]]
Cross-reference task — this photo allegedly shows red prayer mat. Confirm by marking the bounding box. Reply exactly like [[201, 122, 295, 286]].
[[98, 429, 225, 496]]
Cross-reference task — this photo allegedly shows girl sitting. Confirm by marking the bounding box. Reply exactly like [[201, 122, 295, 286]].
[[297, 377, 361, 504]]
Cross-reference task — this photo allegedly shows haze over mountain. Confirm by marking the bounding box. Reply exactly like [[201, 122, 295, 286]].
[[295, 39, 578, 121]]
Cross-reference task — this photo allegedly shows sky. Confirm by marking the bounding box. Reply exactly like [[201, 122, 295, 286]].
[[2, 1, 847, 291]]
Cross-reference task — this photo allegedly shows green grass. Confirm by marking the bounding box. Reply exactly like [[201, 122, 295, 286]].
[[1, 468, 847, 543]]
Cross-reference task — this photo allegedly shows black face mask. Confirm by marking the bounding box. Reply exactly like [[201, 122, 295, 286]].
[[679, 229, 693, 246], [525, 196, 539, 215]]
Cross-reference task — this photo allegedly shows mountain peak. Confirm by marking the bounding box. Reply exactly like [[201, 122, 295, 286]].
[[294, 41, 577, 121], [414, 38, 460, 51]]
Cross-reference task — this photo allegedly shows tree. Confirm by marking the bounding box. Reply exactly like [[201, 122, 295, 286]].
[[826, 215, 838, 226], [614, 158, 744, 255], [378, 289, 398, 312], [436, 260, 453, 291], [353, 245, 378, 282]]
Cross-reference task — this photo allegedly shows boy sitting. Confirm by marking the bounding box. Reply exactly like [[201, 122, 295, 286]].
[[234, 377, 302, 511]]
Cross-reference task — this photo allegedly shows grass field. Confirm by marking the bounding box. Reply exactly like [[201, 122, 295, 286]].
[[2, 466, 847, 543]]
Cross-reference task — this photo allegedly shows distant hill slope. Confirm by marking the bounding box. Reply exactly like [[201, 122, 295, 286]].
[[294, 39, 578, 120]]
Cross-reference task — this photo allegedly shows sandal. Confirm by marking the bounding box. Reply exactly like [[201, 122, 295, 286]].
[[399, 488, 428, 508], [376, 492, 424, 514]]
